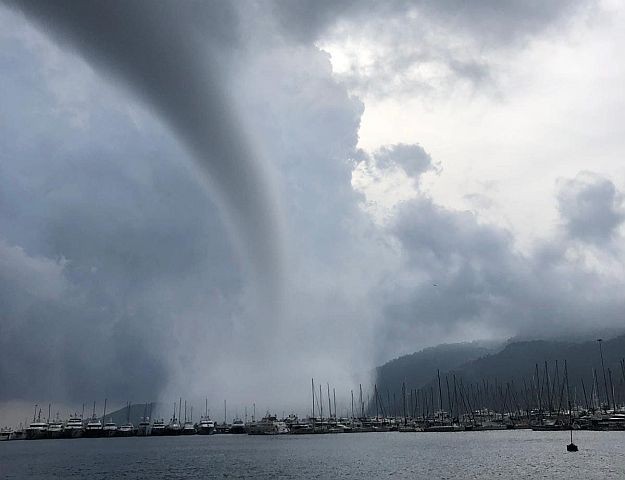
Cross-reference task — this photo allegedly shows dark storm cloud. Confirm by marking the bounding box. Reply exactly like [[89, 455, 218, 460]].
[[4, 0, 285, 307], [381, 196, 523, 353], [274, 0, 592, 45], [0, 31, 241, 403], [273, 0, 595, 97], [557, 171, 625, 244], [379, 186, 625, 357], [0, 4, 374, 410]]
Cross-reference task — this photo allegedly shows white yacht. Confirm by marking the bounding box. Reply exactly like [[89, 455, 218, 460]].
[[117, 402, 135, 436], [151, 419, 166, 436], [25, 419, 48, 440], [182, 420, 196, 435], [102, 418, 118, 437], [84, 402, 103, 437], [165, 416, 182, 435], [63, 415, 84, 438], [197, 400, 216, 435], [25, 406, 48, 440], [247, 414, 289, 435], [197, 416, 216, 435], [47, 414, 64, 439], [230, 418, 246, 434], [117, 423, 135, 436], [84, 417, 103, 437], [137, 417, 152, 436], [137, 403, 153, 436], [0, 427, 12, 441]]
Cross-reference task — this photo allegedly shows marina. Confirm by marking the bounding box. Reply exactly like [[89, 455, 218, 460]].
[[3, 377, 625, 441], [2, 346, 624, 450]]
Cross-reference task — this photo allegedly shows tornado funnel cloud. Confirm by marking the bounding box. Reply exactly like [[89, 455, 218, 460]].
[[7, 0, 284, 307]]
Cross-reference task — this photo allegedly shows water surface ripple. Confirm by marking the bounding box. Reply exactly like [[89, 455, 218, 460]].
[[1, 430, 623, 479]]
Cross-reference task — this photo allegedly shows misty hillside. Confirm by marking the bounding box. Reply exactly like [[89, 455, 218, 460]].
[[374, 341, 503, 396], [448, 334, 625, 391], [375, 334, 625, 409], [102, 403, 169, 425]]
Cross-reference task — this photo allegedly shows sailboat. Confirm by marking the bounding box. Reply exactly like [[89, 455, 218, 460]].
[[182, 401, 196, 435], [165, 400, 182, 436], [25, 406, 48, 440], [117, 402, 135, 437], [84, 402, 103, 438], [47, 410, 64, 440], [197, 398, 216, 435], [137, 403, 152, 436]]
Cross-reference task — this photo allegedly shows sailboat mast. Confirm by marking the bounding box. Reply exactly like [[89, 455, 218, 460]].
[[437, 370, 443, 415], [402, 382, 407, 424], [564, 359, 577, 449], [446, 376, 452, 423], [359, 384, 364, 418], [608, 368, 615, 412], [351, 390, 354, 420], [311, 378, 315, 422], [327, 384, 332, 419], [320, 384, 323, 423]]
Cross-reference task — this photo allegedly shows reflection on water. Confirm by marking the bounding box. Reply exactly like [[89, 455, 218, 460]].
[[1, 430, 624, 479]]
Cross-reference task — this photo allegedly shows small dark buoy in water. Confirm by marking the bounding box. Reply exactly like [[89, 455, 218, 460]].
[[567, 443, 578, 452]]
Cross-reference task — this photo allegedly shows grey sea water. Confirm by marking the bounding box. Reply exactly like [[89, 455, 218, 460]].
[[1, 430, 624, 479]]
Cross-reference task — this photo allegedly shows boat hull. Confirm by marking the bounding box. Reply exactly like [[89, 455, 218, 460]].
[[137, 426, 152, 437], [62, 429, 84, 439], [197, 426, 216, 435], [25, 430, 48, 440]]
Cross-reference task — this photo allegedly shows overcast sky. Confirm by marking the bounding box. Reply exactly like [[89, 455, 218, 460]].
[[1, 0, 625, 423]]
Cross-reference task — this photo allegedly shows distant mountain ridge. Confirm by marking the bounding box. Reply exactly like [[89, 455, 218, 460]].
[[374, 334, 625, 409], [447, 335, 625, 389], [375, 340, 503, 398]]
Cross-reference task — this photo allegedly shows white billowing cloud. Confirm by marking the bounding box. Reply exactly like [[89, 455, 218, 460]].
[[353, 1, 625, 253], [351, 143, 438, 224], [354, 145, 625, 360], [313, 0, 595, 100]]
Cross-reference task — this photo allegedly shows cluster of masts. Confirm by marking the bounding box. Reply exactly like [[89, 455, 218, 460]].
[[3, 347, 624, 445]]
